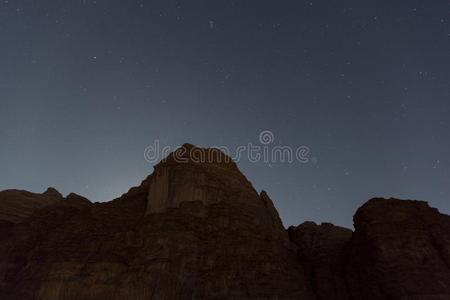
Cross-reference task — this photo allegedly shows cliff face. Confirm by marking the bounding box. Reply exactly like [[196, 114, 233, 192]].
[[288, 222, 353, 300], [345, 198, 450, 300], [146, 144, 259, 214], [0, 145, 312, 300], [1, 145, 450, 300], [0, 188, 62, 224]]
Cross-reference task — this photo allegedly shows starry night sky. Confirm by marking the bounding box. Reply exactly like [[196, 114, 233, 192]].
[[1, 0, 449, 228]]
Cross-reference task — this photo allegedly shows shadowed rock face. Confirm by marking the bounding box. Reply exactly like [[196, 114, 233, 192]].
[[0, 189, 62, 224], [1, 145, 450, 300], [345, 198, 450, 300], [288, 222, 353, 300], [0, 145, 312, 300], [146, 144, 258, 214]]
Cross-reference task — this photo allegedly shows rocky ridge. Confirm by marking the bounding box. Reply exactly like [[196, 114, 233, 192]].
[[0, 144, 449, 300]]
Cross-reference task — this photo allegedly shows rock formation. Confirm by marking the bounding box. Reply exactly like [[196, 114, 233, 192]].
[[146, 144, 258, 214], [0, 188, 61, 224], [345, 198, 450, 300], [288, 222, 352, 300], [0, 144, 450, 300]]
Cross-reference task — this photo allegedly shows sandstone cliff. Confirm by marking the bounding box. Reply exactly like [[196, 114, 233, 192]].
[[0, 188, 62, 224], [0, 145, 449, 300], [345, 198, 450, 300]]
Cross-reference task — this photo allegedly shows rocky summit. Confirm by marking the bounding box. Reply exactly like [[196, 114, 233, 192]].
[[1, 144, 450, 300]]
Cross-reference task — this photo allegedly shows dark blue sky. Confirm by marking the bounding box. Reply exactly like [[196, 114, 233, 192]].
[[1, 0, 449, 228]]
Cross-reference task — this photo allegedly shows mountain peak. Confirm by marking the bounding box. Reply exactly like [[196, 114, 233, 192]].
[[146, 144, 257, 214], [1, 159, 450, 299], [43, 187, 63, 199], [159, 143, 237, 170]]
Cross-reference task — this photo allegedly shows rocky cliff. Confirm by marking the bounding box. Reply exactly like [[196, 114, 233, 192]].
[[345, 198, 450, 300], [1, 144, 449, 300], [0, 188, 62, 224]]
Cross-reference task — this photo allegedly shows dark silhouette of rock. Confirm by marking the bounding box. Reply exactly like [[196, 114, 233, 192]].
[[345, 198, 450, 300], [0, 145, 312, 300], [0, 146, 450, 300], [288, 222, 353, 300], [43, 187, 63, 199], [0, 189, 62, 223], [146, 143, 256, 214], [65, 192, 91, 208]]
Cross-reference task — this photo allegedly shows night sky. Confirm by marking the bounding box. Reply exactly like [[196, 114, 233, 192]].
[[1, 0, 449, 228]]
